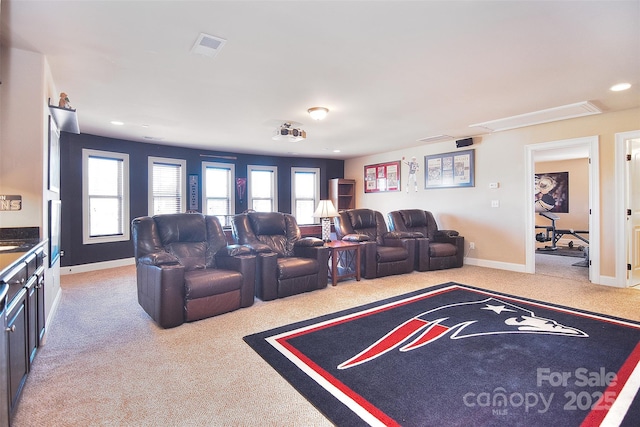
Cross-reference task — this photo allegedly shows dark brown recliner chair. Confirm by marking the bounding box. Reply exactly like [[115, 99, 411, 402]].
[[387, 209, 464, 271], [333, 208, 415, 279], [231, 212, 329, 301], [132, 213, 255, 328]]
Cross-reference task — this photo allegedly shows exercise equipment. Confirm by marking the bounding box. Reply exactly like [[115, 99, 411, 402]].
[[535, 211, 589, 251]]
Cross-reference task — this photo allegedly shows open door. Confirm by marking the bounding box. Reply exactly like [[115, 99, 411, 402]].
[[617, 132, 640, 287]]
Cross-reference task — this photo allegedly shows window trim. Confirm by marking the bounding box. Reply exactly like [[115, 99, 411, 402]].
[[147, 156, 187, 216], [202, 161, 236, 226], [82, 148, 130, 245], [248, 165, 278, 212], [291, 167, 320, 225]]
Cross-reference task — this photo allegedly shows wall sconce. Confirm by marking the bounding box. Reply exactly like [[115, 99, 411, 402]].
[[313, 199, 339, 242]]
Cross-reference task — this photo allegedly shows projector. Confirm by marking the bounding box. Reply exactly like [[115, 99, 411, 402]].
[[272, 123, 306, 142]]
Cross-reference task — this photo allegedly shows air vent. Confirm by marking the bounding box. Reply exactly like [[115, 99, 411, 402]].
[[417, 135, 453, 143], [469, 101, 602, 132], [191, 33, 227, 58]]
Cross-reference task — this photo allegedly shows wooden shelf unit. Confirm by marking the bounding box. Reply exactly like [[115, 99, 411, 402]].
[[329, 178, 356, 211]]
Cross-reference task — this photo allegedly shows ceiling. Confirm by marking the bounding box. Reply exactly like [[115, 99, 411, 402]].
[[2, 1, 639, 159]]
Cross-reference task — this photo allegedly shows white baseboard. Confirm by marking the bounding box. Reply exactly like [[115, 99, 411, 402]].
[[464, 257, 526, 273], [60, 257, 135, 275]]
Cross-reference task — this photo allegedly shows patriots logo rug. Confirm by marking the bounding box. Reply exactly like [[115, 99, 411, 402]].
[[243, 283, 640, 426]]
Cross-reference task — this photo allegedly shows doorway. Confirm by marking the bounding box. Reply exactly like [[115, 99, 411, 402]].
[[524, 136, 600, 283], [615, 130, 640, 288]]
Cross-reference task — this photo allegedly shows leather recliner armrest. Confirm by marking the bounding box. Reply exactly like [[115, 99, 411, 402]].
[[138, 251, 180, 266], [294, 237, 324, 247], [341, 233, 370, 242]]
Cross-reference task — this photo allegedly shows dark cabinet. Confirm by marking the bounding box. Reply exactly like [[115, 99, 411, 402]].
[[6, 288, 28, 413], [0, 243, 46, 419]]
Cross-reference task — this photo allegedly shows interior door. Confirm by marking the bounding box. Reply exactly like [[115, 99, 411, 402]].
[[627, 137, 640, 286]]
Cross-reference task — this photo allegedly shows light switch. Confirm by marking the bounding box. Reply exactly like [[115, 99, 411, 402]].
[[489, 182, 499, 189], [491, 200, 500, 208]]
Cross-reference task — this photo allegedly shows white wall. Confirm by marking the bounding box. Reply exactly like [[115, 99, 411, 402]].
[[344, 108, 640, 282]]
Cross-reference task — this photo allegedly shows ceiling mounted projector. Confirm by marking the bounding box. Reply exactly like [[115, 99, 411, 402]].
[[272, 122, 306, 142]]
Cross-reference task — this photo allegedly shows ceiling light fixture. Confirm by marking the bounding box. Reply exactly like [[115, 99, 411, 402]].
[[308, 107, 329, 120], [110, 120, 124, 126], [610, 83, 631, 92]]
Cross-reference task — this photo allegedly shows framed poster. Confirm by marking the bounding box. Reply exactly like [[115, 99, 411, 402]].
[[424, 149, 475, 189], [535, 171, 569, 213], [48, 116, 60, 193], [189, 174, 199, 211], [364, 161, 401, 193]]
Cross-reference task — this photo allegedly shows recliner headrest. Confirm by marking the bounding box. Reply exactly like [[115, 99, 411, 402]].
[[154, 213, 206, 245], [249, 212, 286, 236], [348, 209, 377, 229], [401, 210, 427, 228]]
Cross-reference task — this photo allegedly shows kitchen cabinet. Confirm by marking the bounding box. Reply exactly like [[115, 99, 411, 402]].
[[0, 242, 46, 418]]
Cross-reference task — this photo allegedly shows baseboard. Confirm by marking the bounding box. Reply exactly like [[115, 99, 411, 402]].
[[60, 257, 135, 275], [464, 257, 526, 273]]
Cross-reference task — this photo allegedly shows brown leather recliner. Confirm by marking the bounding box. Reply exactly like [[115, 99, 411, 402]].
[[333, 208, 415, 279], [231, 212, 329, 301], [131, 213, 255, 328], [387, 209, 464, 271]]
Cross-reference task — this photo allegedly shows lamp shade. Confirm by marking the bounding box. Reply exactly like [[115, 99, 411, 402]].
[[313, 200, 339, 218]]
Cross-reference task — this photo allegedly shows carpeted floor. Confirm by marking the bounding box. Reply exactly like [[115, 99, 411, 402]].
[[12, 264, 640, 426]]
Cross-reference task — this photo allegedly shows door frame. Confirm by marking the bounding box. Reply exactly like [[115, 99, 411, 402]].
[[615, 130, 640, 287], [524, 136, 600, 283]]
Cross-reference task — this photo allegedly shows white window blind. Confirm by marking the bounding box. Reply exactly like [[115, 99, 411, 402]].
[[292, 168, 320, 225], [149, 157, 186, 215], [248, 165, 277, 212], [203, 162, 235, 226]]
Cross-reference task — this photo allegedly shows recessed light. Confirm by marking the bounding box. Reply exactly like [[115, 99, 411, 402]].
[[333, 149, 341, 153], [110, 120, 124, 126], [610, 83, 631, 92]]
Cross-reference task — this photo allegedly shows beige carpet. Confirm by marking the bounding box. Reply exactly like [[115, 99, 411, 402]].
[[12, 264, 640, 426]]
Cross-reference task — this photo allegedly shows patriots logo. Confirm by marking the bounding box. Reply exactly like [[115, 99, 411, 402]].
[[338, 297, 588, 369]]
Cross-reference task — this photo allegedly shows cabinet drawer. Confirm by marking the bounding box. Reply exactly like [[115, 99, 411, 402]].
[[1, 263, 27, 303]]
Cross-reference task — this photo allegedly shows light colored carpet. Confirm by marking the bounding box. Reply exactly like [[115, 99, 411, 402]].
[[12, 264, 640, 426]]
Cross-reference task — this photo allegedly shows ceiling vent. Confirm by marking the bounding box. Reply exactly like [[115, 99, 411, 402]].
[[469, 101, 602, 132], [191, 33, 227, 58], [417, 134, 453, 143]]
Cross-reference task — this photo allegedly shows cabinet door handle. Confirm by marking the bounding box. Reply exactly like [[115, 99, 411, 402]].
[[5, 325, 15, 333]]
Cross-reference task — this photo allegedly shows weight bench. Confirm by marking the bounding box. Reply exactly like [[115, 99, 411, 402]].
[[535, 211, 589, 251]]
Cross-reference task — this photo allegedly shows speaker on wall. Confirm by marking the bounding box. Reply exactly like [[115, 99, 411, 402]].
[[456, 137, 473, 148]]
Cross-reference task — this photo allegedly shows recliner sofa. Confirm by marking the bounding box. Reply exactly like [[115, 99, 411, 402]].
[[333, 208, 415, 279], [231, 212, 329, 301], [387, 209, 464, 271], [132, 213, 255, 328]]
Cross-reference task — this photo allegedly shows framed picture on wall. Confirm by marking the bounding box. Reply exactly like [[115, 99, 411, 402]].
[[424, 149, 475, 189], [535, 171, 569, 213], [364, 160, 401, 193], [48, 116, 60, 193]]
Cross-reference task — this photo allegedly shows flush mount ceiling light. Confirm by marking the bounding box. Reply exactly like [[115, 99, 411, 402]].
[[307, 107, 329, 120], [610, 83, 631, 92], [469, 101, 601, 132]]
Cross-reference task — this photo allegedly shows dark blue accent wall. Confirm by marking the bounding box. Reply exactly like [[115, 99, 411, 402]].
[[60, 132, 344, 267]]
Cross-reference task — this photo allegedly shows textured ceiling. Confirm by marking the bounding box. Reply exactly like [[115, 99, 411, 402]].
[[2, 0, 639, 159]]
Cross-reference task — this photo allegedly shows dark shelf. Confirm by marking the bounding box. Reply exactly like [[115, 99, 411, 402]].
[[48, 103, 80, 134]]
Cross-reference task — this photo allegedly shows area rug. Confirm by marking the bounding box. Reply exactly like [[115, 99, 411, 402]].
[[244, 282, 640, 426]]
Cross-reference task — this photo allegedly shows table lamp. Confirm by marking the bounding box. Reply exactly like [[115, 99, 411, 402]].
[[313, 200, 339, 242]]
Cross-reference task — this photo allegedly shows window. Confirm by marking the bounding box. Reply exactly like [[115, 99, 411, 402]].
[[82, 149, 130, 244], [248, 165, 277, 212], [148, 157, 186, 215], [291, 167, 320, 224], [202, 162, 235, 226]]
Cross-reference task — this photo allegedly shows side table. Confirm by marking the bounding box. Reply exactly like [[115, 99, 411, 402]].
[[325, 241, 361, 286]]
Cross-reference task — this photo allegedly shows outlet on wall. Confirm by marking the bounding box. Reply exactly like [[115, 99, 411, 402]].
[[469, 242, 475, 250]]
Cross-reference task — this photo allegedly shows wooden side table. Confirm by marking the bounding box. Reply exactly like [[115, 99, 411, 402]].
[[325, 241, 361, 286]]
